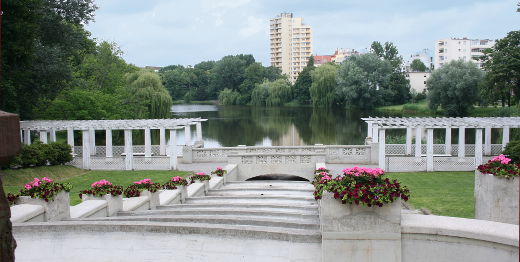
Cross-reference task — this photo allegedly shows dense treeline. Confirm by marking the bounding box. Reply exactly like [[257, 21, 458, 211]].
[[0, 0, 172, 120]]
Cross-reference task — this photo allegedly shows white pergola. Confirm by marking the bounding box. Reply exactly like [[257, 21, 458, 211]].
[[19, 118, 207, 170], [362, 117, 520, 171]]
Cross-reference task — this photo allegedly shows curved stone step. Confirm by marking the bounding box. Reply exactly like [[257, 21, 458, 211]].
[[223, 181, 314, 190], [158, 203, 318, 212], [117, 208, 319, 220], [76, 214, 320, 230], [207, 188, 314, 197], [186, 195, 317, 205], [13, 221, 322, 243]]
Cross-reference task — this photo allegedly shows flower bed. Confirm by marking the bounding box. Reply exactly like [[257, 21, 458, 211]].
[[211, 167, 227, 177], [79, 179, 123, 199], [313, 167, 410, 207], [190, 172, 211, 183], [124, 179, 162, 198], [477, 154, 520, 179], [9, 177, 72, 204], [163, 176, 188, 190]]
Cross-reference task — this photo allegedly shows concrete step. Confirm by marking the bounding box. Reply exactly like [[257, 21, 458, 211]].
[[77, 214, 320, 230], [185, 195, 317, 206], [207, 188, 314, 197], [222, 181, 314, 190], [156, 203, 317, 214]]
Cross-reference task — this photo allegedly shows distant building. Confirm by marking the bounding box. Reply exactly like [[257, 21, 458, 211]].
[[270, 13, 313, 83], [314, 55, 333, 66], [314, 48, 359, 66], [404, 49, 433, 72], [144, 66, 162, 72], [405, 72, 431, 93], [434, 38, 495, 69]]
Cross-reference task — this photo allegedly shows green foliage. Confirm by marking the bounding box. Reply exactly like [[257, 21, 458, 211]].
[[125, 70, 173, 119], [251, 82, 269, 106], [293, 56, 315, 104], [310, 64, 338, 107], [370, 41, 404, 70], [503, 140, 520, 164], [266, 79, 292, 106], [218, 88, 241, 105], [11, 141, 72, 168], [410, 59, 428, 72], [427, 60, 483, 116], [480, 31, 520, 106]]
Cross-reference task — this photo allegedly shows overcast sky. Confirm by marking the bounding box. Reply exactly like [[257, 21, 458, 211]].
[[86, 0, 519, 67]]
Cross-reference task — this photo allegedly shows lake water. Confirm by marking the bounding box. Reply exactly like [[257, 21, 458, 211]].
[[171, 104, 380, 147]]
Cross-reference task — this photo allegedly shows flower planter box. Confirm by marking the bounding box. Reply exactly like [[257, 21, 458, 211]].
[[475, 170, 519, 225], [319, 192, 402, 262], [82, 194, 123, 216], [140, 190, 160, 210], [193, 180, 209, 194], [15, 191, 70, 221], [178, 185, 187, 203]]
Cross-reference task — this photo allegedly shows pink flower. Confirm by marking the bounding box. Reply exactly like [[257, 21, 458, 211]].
[[91, 179, 112, 187], [142, 178, 152, 184], [196, 172, 206, 176], [491, 154, 511, 165], [172, 176, 181, 182], [24, 184, 32, 190], [42, 177, 53, 183], [216, 167, 223, 170], [133, 181, 142, 184]]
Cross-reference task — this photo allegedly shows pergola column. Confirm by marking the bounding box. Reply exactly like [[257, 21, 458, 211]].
[[67, 128, 74, 152], [458, 126, 466, 158], [49, 129, 56, 142], [484, 127, 491, 156], [366, 121, 373, 138], [169, 129, 177, 170], [195, 122, 203, 143], [144, 127, 152, 158], [372, 124, 379, 143], [502, 127, 510, 151], [184, 125, 192, 146], [89, 128, 96, 156], [105, 129, 113, 158], [426, 128, 434, 171], [159, 128, 166, 155], [82, 130, 91, 170], [405, 127, 413, 155], [475, 128, 483, 167], [124, 129, 133, 170], [445, 127, 452, 155], [415, 127, 422, 158], [39, 131, 48, 144], [23, 129, 31, 145], [378, 129, 386, 170]]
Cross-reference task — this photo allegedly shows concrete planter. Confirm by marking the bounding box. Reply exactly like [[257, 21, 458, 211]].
[[475, 170, 519, 224], [140, 190, 160, 210], [16, 191, 70, 221], [178, 185, 187, 203], [193, 180, 209, 194], [82, 194, 123, 216], [319, 192, 402, 262]]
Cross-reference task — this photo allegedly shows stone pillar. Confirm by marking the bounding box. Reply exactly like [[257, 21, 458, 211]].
[[475, 128, 483, 167], [159, 127, 166, 155], [67, 128, 74, 152], [124, 129, 133, 170], [82, 130, 91, 170], [105, 129, 113, 158], [458, 126, 466, 158], [39, 131, 48, 144], [445, 127, 452, 155], [414, 127, 422, 158], [196, 122, 203, 143], [372, 124, 379, 143], [49, 129, 57, 142], [144, 127, 152, 158], [378, 129, 386, 170], [484, 127, 491, 156], [405, 127, 412, 155], [24, 129, 31, 145], [89, 128, 96, 156], [169, 129, 177, 170], [184, 125, 192, 146], [426, 128, 434, 172], [502, 127, 510, 151]]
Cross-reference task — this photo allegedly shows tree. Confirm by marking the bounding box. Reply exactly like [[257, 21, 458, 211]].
[[427, 60, 484, 116], [208, 55, 254, 98], [293, 56, 315, 104], [310, 63, 338, 107], [410, 59, 428, 72], [218, 88, 240, 105], [370, 41, 403, 70], [238, 62, 266, 104], [125, 70, 173, 119], [266, 79, 292, 106], [480, 30, 520, 106], [251, 82, 269, 106]]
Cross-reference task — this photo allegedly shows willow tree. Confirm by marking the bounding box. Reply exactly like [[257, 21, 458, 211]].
[[126, 70, 173, 119], [310, 64, 338, 107], [266, 79, 292, 106]]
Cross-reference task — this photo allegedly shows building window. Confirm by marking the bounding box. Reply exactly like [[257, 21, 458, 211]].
[[424, 81, 426, 84]]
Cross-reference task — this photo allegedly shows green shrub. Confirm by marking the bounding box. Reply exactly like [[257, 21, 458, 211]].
[[10, 141, 72, 168], [47, 143, 73, 165], [503, 140, 520, 164]]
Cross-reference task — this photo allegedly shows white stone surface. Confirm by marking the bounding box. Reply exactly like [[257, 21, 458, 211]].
[[475, 171, 519, 224], [209, 176, 224, 190], [187, 182, 205, 197], [159, 189, 181, 205], [82, 194, 123, 216], [10, 204, 45, 223], [70, 200, 108, 219], [122, 196, 150, 211], [140, 190, 160, 210], [16, 191, 70, 221]]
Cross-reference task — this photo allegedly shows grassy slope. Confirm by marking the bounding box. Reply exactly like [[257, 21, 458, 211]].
[[387, 171, 474, 218], [1, 166, 190, 205]]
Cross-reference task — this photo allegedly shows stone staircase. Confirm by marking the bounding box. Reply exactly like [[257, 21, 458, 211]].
[[81, 180, 321, 243]]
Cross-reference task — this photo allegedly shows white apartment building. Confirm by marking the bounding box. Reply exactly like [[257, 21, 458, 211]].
[[406, 72, 431, 93], [404, 49, 432, 72], [434, 38, 495, 69], [270, 13, 313, 83]]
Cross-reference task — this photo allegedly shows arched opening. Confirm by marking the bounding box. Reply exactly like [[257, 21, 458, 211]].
[[245, 174, 309, 182]]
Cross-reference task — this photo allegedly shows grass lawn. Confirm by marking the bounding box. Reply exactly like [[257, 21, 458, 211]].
[[1, 165, 191, 205], [387, 171, 474, 218]]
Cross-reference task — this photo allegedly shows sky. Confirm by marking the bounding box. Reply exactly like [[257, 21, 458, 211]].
[[86, 0, 519, 67]]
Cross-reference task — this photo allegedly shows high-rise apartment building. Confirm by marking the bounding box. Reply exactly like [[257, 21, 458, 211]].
[[270, 13, 313, 82], [434, 38, 494, 69]]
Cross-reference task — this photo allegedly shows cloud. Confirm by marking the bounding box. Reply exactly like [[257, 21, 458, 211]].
[[240, 16, 267, 37]]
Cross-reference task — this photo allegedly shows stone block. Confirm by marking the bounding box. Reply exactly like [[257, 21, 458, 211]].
[[82, 194, 123, 216], [182, 146, 193, 163], [140, 190, 160, 210], [193, 180, 209, 194], [475, 170, 519, 224], [16, 191, 70, 221], [320, 192, 402, 262]]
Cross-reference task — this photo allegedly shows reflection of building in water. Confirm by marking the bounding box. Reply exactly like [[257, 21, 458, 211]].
[[272, 124, 305, 146]]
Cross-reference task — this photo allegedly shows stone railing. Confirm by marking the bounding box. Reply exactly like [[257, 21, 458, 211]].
[[385, 144, 503, 156]]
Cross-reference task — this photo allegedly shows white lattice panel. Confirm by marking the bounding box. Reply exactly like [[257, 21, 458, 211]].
[[74, 146, 83, 156], [90, 157, 125, 170], [386, 157, 427, 172], [433, 157, 475, 171], [386, 144, 406, 155], [491, 144, 502, 155], [133, 156, 170, 170], [68, 158, 83, 168]]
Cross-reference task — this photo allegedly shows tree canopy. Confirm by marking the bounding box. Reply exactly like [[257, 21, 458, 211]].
[[410, 59, 428, 72], [310, 64, 338, 107]]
